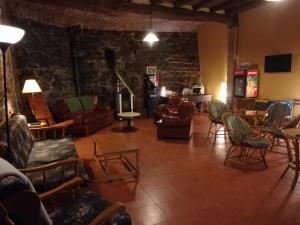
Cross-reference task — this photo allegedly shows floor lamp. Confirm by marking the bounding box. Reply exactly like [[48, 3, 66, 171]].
[[0, 25, 25, 162]]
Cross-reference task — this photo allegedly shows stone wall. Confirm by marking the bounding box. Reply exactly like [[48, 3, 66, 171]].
[[12, 18, 200, 114], [12, 19, 75, 112]]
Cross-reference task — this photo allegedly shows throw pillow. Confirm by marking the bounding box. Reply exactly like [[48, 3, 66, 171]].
[[65, 97, 83, 113], [79, 96, 95, 111]]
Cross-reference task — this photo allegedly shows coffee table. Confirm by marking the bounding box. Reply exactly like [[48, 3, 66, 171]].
[[117, 112, 141, 132], [93, 134, 140, 182]]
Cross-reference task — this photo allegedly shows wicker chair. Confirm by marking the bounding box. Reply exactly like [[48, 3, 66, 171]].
[[207, 100, 228, 139], [222, 112, 270, 172], [263, 102, 293, 150], [281, 133, 300, 191]]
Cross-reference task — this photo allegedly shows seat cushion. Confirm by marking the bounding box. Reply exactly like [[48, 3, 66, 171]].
[[243, 137, 270, 148], [48, 191, 131, 225], [27, 138, 89, 192], [28, 138, 77, 165], [81, 111, 104, 124]]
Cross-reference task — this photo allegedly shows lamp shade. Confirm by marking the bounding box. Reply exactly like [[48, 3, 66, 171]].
[[143, 32, 159, 45], [22, 79, 42, 93], [0, 25, 25, 45]]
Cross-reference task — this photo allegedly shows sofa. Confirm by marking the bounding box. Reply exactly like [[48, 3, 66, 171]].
[[0, 159, 132, 225], [155, 101, 195, 140], [0, 114, 89, 192], [55, 96, 114, 136]]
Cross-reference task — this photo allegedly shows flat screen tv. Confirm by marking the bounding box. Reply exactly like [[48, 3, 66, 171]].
[[264, 53, 292, 73]]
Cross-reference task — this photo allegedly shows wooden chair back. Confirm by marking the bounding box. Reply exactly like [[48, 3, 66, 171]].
[[27, 93, 55, 126]]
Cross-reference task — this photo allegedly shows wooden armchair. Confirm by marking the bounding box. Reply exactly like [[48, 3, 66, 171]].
[[27, 93, 74, 139], [0, 159, 131, 225]]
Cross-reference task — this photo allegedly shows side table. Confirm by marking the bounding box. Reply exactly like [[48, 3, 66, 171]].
[[93, 134, 140, 182], [117, 112, 141, 132]]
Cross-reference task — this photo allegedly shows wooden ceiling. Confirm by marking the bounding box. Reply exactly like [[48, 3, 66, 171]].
[[7, 0, 267, 32]]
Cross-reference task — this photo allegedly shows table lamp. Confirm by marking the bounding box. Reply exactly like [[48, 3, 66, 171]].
[[22, 79, 42, 117], [0, 25, 25, 162]]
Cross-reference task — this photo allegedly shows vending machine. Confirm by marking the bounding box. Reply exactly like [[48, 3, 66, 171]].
[[234, 69, 259, 98]]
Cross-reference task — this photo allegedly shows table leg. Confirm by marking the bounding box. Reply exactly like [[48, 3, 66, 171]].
[[127, 119, 132, 129]]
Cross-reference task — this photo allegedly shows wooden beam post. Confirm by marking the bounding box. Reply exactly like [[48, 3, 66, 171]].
[[226, 15, 239, 101]]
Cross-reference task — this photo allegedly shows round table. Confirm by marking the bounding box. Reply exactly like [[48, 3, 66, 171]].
[[117, 112, 141, 132]]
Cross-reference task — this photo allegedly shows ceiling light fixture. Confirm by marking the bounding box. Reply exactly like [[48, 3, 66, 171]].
[[143, 6, 159, 46]]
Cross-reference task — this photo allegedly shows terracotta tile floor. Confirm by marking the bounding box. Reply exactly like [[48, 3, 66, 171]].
[[74, 114, 300, 225]]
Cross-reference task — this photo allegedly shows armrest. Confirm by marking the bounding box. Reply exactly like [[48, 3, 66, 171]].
[[160, 116, 190, 127], [51, 120, 74, 128], [89, 202, 126, 225], [39, 177, 83, 201], [20, 159, 82, 174]]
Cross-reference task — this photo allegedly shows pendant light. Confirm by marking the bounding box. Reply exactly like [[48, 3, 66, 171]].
[[143, 5, 159, 46]]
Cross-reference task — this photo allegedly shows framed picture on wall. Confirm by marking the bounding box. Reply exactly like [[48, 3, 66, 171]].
[[146, 66, 157, 74]]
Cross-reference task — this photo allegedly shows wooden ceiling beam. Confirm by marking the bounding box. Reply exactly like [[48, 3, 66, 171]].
[[210, 0, 251, 12], [150, 0, 165, 5], [173, 0, 194, 8], [193, 0, 210, 11], [226, 0, 266, 15], [21, 0, 233, 25], [206, 0, 230, 8], [120, 2, 232, 24]]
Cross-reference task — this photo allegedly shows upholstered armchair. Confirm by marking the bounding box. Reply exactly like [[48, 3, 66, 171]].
[[156, 101, 194, 140], [222, 112, 270, 172], [153, 96, 183, 123]]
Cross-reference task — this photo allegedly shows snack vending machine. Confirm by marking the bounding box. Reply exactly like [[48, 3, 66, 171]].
[[234, 69, 259, 98]]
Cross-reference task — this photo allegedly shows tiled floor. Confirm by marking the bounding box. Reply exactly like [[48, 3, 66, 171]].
[[74, 114, 300, 225]]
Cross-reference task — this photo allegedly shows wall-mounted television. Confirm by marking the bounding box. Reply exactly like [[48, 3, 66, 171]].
[[264, 53, 292, 73]]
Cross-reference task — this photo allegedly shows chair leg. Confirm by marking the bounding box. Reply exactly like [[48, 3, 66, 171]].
[[224, 145, 235, 165], [244, 147, 249, 173], [214, 124, 218, 140], [259, 149, 268, 169], [290, 171, 299, 191], [207, 122, 213, 137], [280, 165, 290, 179], [270, 136, 275, 150]]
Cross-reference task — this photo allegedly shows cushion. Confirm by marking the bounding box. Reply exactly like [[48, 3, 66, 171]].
[[243, 137, 270, 149], [79, 96, 95, 111], [28, 138, 77, 165], [48, 191, 131, 225], [65, 97, 83, 113]]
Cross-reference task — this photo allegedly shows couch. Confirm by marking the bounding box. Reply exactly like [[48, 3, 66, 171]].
[[55, 96, 114, 136], [0, 114, 89, 192], [0, 159, 132, 225], [155, 101, 195, 140]]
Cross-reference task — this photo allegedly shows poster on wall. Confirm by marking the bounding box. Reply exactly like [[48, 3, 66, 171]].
[[246, 75, 258, 97], [146, 66, 157, 75]]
